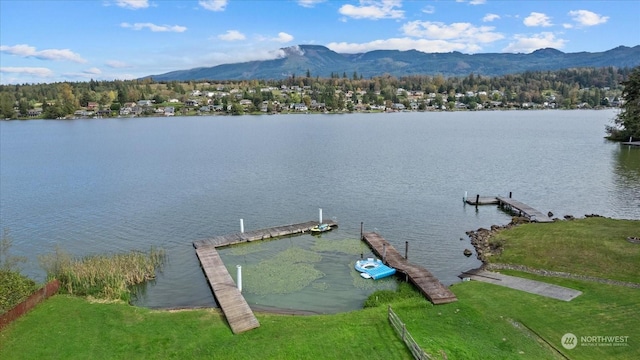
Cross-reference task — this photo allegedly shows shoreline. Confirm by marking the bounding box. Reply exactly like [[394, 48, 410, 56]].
[[464, 214, 640, 288]]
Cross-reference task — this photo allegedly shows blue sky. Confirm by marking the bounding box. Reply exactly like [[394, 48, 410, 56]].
[[1, 0, 638, 85]]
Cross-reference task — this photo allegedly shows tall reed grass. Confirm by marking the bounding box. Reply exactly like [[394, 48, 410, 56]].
[[39, 247, 166, 302]]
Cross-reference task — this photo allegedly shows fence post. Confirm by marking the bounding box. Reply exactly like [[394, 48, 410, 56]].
[[402, 323, 406, 341]]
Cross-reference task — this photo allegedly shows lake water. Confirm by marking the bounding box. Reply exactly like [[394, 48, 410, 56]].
[[1, 109, 638, 312]]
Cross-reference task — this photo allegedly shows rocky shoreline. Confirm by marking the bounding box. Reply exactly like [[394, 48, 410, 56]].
[[465, 216, 531, 262], [464, 214, 640, 288]]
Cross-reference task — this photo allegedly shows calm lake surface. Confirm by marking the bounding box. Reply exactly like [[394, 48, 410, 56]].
[[1, 110, 638, 312]]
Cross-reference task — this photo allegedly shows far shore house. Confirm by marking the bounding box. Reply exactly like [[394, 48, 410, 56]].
[[28, 108, 43, 117]]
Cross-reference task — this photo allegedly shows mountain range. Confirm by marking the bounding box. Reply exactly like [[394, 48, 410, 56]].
[[147, 44, 640, 81]]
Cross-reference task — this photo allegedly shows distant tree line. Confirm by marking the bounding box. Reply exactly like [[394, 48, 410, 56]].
[[0, 66, 635, 121]]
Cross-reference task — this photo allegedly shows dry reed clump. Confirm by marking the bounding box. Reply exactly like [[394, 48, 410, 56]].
[[39, 247, 165, 301]]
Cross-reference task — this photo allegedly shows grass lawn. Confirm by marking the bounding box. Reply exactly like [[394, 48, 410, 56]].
[[488, 217, 640, 283], [0, 290, 560, 360]]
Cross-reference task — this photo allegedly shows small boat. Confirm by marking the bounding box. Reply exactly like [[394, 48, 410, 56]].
[[354, 258, 396, 280], [310, 223, 332, 234]]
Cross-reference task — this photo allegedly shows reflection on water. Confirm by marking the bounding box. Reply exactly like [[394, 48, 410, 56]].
[[612, 145, 640, 218], [217, 232, 397, 314]]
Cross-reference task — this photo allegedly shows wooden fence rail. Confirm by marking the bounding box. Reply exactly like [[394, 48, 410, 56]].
[[388, 305, 433, 360]]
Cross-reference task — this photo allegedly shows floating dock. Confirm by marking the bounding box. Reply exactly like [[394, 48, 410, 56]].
[[622, 141, 640, 147], [465, 194, 553, 223], [361, 232, 457, 305], [193, 219, 338, 334]]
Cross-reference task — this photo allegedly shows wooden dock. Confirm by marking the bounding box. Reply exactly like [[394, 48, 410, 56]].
[[496, 196, 553, 222], [465, 194, 553, 223], [192, 220, 338, 333], [195, 246, 260, 334], [361, 232, 457, 305], [193, 220, 338, 249], [622, 141, 640, 147]]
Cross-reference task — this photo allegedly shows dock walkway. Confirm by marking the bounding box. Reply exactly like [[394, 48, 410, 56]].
[[193, 220, 338, 334], [496, 197, 553, 222], [466, 195, 553, 223], [193, 220, 337, 249], [195, 246, 260, 334], [362, 232, 457, 305]]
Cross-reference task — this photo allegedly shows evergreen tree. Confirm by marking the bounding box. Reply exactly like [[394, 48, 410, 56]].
[[608, 66, 640, 140], [0, 92, 16, 118]]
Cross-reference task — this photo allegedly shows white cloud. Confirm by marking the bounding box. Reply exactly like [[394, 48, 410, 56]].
[[0, 67, 54, 77], [114, 0, 149, 10], [105, 60, 130, 68], [0, 44, 87, 63], [120, 22, 187, 32], [524, 12, 552, 27], [568, 10, 609, 27], [83, 67, 102, 75], [274, 32, 294, 43], [200, 47, 289, 66], [402, 21, 504, 44], [218, 30, 246, 41], [199, 0, 227, 11], [297, 0, 325, 8], [483, 13, 500, 22], [327, 37, 479, 54], [503, 32, 567, 53], [456, 0, 486, 4], [339, 0, 404, 20], [422, 5, 435, 14]]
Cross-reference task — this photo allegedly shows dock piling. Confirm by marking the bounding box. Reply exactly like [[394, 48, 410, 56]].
[[319, 208, 323, 223], [237, 265, 242, 292], [240, 219, 244, 233]]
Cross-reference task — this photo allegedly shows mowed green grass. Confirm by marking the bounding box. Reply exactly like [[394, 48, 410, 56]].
[[488, 217, 640, 283], [1, 288, 561, 360], [4, 277, 636, 360]]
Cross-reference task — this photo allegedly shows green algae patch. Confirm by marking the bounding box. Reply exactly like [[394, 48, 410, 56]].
[[242, 247, 324, 295]]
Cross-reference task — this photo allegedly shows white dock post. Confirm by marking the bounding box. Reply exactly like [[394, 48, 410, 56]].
[[464, 191, 468, 202], [319, 208, 323, 223], [240, 219, 244, 233], [236, 265, 242, 292]]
